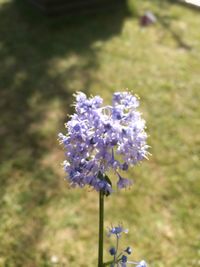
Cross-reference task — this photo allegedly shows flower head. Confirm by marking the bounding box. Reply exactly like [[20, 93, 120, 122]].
[[58, 91, 149, 193]]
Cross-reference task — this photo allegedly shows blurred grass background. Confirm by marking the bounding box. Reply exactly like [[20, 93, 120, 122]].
[[0, 0, 200, 266]]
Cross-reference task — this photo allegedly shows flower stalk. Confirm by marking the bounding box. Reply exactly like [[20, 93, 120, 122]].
[[98, 190, 104, 267], [58, 91, 150, 267]]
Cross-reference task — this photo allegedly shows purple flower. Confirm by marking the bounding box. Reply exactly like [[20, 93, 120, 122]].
[[122, 255, 128, 263], [58, 91, 149, 193], [136, 260, 147, 267], [121, 255, 128, 267], [108, 224, 128, 238], [109, 247, 116, 255], [117, 172, 133, 189], [125, 246, 132, 255]]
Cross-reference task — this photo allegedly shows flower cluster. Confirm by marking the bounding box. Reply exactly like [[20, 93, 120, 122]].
[[58, 91, 149, 194], [108, 225, 147, 267]]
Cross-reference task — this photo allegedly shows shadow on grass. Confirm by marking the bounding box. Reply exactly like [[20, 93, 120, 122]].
[[0, 1, 129, 265]]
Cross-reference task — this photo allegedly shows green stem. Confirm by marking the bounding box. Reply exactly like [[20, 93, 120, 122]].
[[114, 236, 119, 265], [98, 190, 104, 267]]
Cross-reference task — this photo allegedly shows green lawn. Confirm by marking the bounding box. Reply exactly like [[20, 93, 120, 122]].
[[0, 0, 199, 266]]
